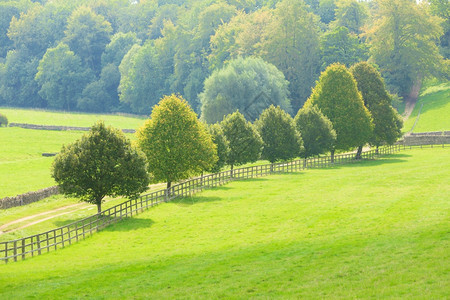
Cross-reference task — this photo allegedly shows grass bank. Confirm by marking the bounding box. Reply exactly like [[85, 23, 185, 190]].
[[0, 107, 146, 129], [1, 148, 448, 298], [403, 80, 450, 133]]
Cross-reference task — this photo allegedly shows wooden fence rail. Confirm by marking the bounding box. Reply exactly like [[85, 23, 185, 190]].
[[1, 143, 447, 263]]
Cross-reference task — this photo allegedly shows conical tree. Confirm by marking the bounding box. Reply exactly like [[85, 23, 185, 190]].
[[304, 63, 373, 160], [255, 105, 303, 164], [137, 94, 217, 189], [350, 61, 403, 152]]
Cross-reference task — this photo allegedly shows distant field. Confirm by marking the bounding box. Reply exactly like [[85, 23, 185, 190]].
[[0, 107, 146, 129], [403, 81, 450, 133], [0, 127, 85, 198], [1, 148, 448, 298]]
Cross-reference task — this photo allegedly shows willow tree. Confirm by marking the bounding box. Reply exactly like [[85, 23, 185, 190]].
[[304, 63, 373, 161], [137, 94, 217, 189], [363, 0, 445, 97]]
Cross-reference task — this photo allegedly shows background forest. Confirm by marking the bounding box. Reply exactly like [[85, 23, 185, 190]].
[[0, 0, 448, 120]]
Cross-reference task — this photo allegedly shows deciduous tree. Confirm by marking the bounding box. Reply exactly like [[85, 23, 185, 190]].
[[294, 105, 336, 158], [200, 56, 291, 123], [137, 94, 217, 189], [350, 61, 403, 150], [220, 110, 262, 173], [363, 0, 445, 97], [304, 63, 373, 160], [255, 105, 303, 163], [52, 121, 149, 213]]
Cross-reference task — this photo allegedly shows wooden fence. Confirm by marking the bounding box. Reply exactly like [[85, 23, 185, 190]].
[[1, 143, 447, 263]]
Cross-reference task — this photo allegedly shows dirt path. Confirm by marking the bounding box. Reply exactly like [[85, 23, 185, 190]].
[[403, 80, 422, 121], [0, 182, 167, 236], [0, 202, 89, 234]]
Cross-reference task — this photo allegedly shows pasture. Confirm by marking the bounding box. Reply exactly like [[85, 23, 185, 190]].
[[403, 81, 450, 133], [0, 107, 146, 129], [0, 148, 448, 298], [0, 109, 145, 198]]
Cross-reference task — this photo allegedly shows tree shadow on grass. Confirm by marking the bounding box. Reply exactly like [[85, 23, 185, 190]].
[[54, 215, 154, 232], [103, 217, 154, 232]]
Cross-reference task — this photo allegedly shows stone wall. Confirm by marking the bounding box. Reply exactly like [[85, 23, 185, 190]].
[[0, 186, 59, 210], [399, 131, 450, 146]]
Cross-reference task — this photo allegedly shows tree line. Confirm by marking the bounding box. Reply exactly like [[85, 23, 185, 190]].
[[0, 0, 448, 118], [52, 61, 402, 212]]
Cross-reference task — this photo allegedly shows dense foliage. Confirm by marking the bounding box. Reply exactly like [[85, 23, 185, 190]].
[[255, 105, 303, 163], [220, 110, 262, 172], [304, 63, 373, 156], [52, 121, 149, 213], [0, 0, 447, 114], [200, 56, 291, 123], [137, 94, 217, 188], [350, 62, 403, 147], [295, 105, 336, 158]]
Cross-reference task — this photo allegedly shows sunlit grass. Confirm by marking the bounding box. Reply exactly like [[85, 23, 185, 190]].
[[0, 148, 448, 298], [0, 107, 146, 129], [403, 81, 450, 133]]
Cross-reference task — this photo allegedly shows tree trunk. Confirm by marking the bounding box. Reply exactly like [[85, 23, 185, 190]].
[[355, 146, 363, 160], [376, 146, 379, 154], [331, 149, 335, 163], [230, 164, 234, 178], [97, 203, 102, 214]]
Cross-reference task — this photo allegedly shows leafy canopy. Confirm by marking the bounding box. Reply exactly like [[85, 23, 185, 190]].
[[304, 63, 373, 151], [52, 121, 149, 213], [220, 110, 262, 170], [255, 105, 303, 163], [350, 61, 403, 146], [137, 94, 217, 188], [200, 56, 291, 124], [295, 105, 336, 158]]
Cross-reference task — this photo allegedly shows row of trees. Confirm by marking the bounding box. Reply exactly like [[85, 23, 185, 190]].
[[0, 0, 448, 115], [53, 61, 402, 212]]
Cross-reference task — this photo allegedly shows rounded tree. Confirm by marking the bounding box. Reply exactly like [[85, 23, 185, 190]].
[[304, 63, 373, 160], [294, 105, 336, 158], [255, 105, 303, 163], [52, 121, 149, 213], [220, 110, 262, 173], [200, 56, 291, 124], [350, 61, 403, 150], [137, 94, 217, 189]]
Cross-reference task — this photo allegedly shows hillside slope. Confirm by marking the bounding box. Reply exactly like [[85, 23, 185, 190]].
[[1, 148, 449, 298], [403, 81, 450, 133]]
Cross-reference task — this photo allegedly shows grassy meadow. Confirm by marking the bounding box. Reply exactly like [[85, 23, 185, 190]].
[[0, 109, 146, 198], [0, 107, 146, 129], [0, 148, 448, 298], [403, 81, 450, 133]]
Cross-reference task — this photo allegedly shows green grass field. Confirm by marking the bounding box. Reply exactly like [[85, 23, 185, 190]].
[[0, 107, 146, 129], [0, 107, 147, 198], [1, 148, 448, 298], [403, 81, 450, 133], [0, 127, 85, 198]]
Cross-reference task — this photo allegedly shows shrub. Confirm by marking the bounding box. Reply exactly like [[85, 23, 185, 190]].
[[0, 113, 8, 127]]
